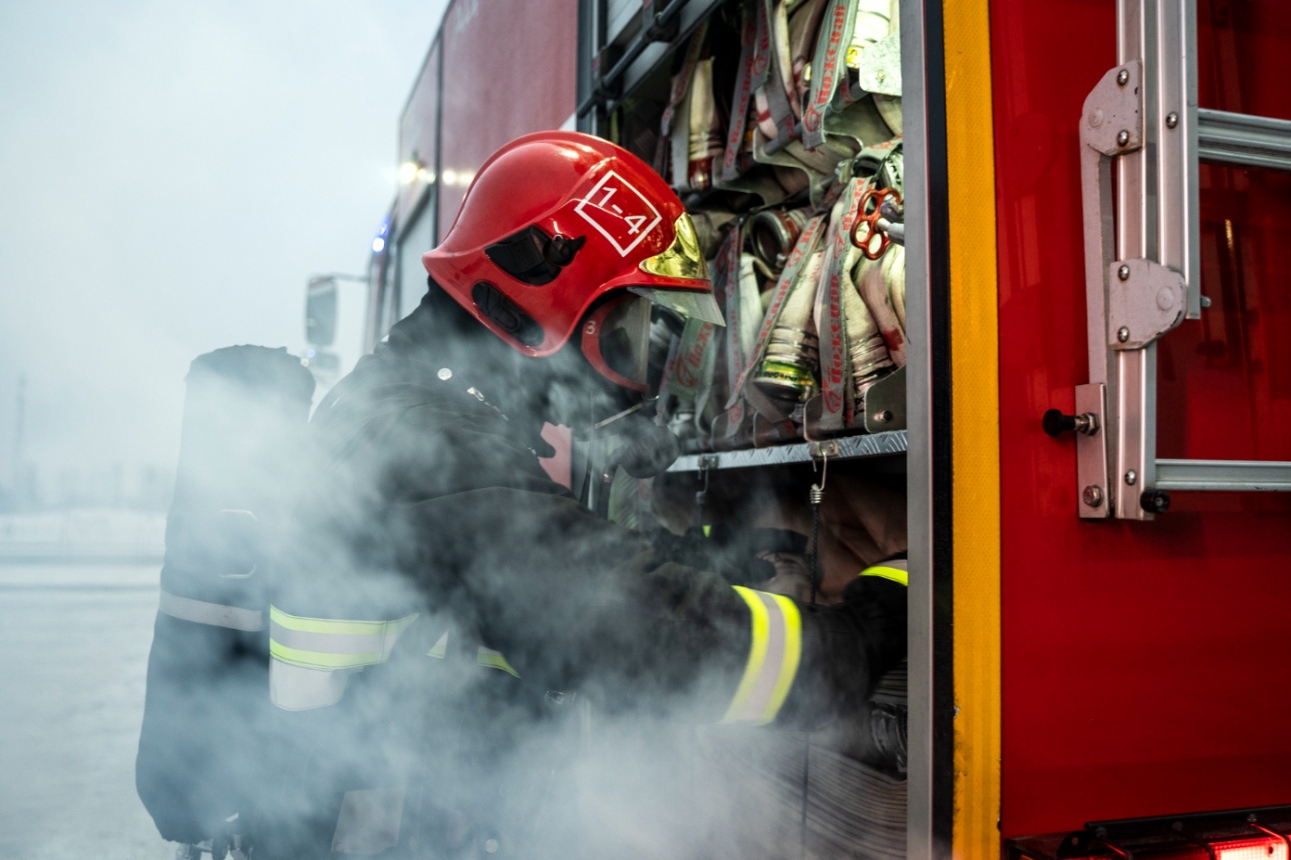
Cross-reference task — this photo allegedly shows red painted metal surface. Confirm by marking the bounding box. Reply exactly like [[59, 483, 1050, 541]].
[[1198, 0, 1291, 122], [437, 0, 578, 236], [991, 0, 1291, 838], [1168, 0, 1291, 463], [396, 40, 440, 228]]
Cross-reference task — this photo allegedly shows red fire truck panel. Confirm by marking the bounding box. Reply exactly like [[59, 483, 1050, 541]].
[[993, 0, 1291, 837]]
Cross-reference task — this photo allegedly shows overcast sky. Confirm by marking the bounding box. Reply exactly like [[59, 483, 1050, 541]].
[[0, 0, 448, 501]]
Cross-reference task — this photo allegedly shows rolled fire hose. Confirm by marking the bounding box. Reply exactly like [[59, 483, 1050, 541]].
[[855, 246, 906, 368], [752, 246, 826, 408], [748, 207, 809, 275]]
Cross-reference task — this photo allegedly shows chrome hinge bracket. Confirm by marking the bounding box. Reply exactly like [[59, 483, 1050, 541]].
[[1079, 59, 1145, 386], [1106, 258, 1186, 350], [1081, 60, 1143, 158], [1075, 383, 1111, 519]]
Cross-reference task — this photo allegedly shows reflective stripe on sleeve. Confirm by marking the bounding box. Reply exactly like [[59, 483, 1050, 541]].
[[476, 647, 520, 678], [859, 558, 908, 587], [159, 590, 264, 632], [721, 586, 802, 725], [270, 660, 356, 711], [269, 606, 418, 671], [426, 631, 517, 677]]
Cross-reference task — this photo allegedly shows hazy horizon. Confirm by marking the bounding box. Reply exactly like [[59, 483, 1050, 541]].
[[0, 0, 449, 508]]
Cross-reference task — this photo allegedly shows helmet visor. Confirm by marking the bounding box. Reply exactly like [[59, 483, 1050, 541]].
[[627, 287, 726, 326]]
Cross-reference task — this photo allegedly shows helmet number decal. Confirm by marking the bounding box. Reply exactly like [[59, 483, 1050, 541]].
[[573, 171, 662, 257]]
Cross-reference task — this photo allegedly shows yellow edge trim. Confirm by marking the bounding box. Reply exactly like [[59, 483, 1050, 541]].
[[760, 593, 802, 724], [945, 0, 1003, 853], [269, 605, 418, 636], [270, 641, 386, 670], [477, 651, 520, 678], [860, 565, 910, 587], [722, 585, 770, 723]]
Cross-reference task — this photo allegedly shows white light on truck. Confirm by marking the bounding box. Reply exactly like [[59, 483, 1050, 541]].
[[398, 161, 418, 184], [372, 237, 385, 253]]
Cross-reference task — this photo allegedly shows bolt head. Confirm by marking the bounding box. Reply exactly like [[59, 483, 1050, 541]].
[[1117, 326, 1130, 343], [1118, 263, 1131, 281], [872, 409, 892, 423], [1117, 129, 1130, 147], [1166, 111, 1179, 129], [1116, 68, 1130, 86], [1082, 485, 1105, 508], [1124, 469, 1138, 486], [437, 367, 453, 380], [484, 839, 500, 854]]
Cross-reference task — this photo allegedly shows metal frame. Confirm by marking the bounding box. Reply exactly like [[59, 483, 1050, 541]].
[[666, 431, 908, 473], [903, 0, 951, 854], [1077, 0, 1291, 520], [576, 0, 724, 123], [1198, 108, 1291, 171]]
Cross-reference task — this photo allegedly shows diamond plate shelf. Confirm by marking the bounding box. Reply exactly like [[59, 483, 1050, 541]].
[[667, 430, 908, 473]]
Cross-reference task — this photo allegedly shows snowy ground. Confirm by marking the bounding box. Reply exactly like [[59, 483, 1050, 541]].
[[0, 563, 172, 860]]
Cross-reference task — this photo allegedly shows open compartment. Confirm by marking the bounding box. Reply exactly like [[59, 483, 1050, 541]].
[[576, 1, 928, 856]]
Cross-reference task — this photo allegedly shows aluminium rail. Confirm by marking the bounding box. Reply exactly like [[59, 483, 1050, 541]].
[[668, 430, 908, 472]]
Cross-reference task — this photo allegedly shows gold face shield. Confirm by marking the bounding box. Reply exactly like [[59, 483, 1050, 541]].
[[632, 214, 725, 326], [638, 213, 709, 281]]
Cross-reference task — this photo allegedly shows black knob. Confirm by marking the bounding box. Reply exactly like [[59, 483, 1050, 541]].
[[1043, 409, 1074, 436], [1043, 408, 1099, 437], [1140, 489, 1171, 514]]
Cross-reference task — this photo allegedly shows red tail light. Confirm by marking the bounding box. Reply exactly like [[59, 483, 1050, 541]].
[[1216, 839, 1288, 860]]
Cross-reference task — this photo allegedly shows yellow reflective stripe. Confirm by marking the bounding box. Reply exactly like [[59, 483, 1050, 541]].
[[427, 630, 449, 659], [860, 564, 909, 587], [722, 586, 770, 723], [722, 587, 801, 725], [476, 647, 519, 678], [268, 606, 418, 670], [269, 606, 418, 637], [270, 640, 387, 670]]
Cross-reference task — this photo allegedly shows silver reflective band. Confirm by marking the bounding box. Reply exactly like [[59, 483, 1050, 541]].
[[159, 590, 263, 632], [268, 607, 418, 670], [270, 661, 356, 711]]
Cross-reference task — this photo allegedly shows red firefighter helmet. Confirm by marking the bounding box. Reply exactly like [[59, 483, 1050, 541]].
[[422, 131, 721, 391]]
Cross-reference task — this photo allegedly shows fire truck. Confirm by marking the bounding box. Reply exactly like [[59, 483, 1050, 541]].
[[299, 0, 1291, 856]]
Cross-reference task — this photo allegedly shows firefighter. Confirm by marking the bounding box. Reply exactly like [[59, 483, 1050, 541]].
[[263, 131, 906, 859]]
